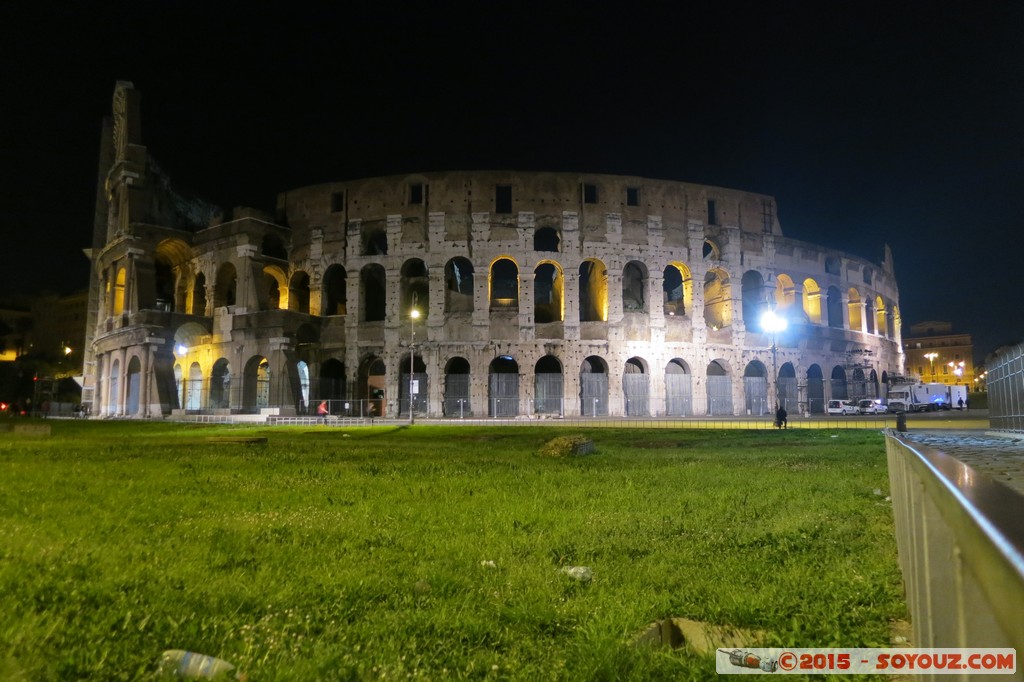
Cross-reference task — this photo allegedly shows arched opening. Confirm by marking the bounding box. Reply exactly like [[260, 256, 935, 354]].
[[243, 356, 271, 413], [825, 256, 841, 275], [361, 264, 387, 322], [210, 358, 231, 409], [534, 355, 563, 415], [869, 369, 880, 399], [706, 360, 733, 415], [743, 360, 769, 416], [174, 363, 183, 410], [186, 362, 203, 411], [848, 288, 863, 331], [444, 258, 475, 313], [534, 262, 563, 323], [263, 265, 287, 311], [826, 286, 843, 328], [534, 227, 561, 252], [398, 349, 428, 417], [489, 258, 519, 311], [802, 279, 821, 324], [623, 357, 649, 416], [401, 259, 429, 319], [358, 356, 386, 417], [319, 359, 346, 406], [850, 368, 867, 402], [622, 262, 647, 313], [113, 267, 127, 315], [154, 253, 175, 312], [778, 362, 797, 412], [703, 239, 720, 260], [663, 262, 692, 317], [703, 268, 731, 329], [297, 361, 310, 413], [830, 365, 849, 401], [875, 296, 887, 337], [580, 356, 608, 416], [774, 273, 796, 311], [192, 272, 207, 316], [155, 238, 194, 313], [579, 259, 607, 322], [289, 271, 311, 314], [125, 356, 142, 415], [741, 270, 766, 331], [807, 364, 825, 414], [665, 359, 692, 416], [488, 356, 519, 417], [323, 265, 347, 316], [214, 264, 237, 308], [444, 357, 471, 417], [108, 358, 120, 414]]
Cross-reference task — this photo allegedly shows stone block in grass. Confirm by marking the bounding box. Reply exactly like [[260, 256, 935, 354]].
[[538, 435, 595, 458]]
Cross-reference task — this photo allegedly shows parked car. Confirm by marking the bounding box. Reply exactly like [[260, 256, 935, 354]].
[[826, 399, 858, 415], [858, 399, 882, 415]]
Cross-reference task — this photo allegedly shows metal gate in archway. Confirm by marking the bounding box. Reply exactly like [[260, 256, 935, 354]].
[[623, 373, 649, 416], [743, 376, 769, 416], [580, 374, 608, 416], [534, 373, 563, 414], [706, 376, 733, 416], [489, 373, 519, 417], [665, 373, 692, 416], [444, 373, 471, 417]]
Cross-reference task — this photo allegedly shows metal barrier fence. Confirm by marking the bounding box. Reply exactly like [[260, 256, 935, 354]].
[[988, 342, 1024, 433], [885, 431, 1024, 656]]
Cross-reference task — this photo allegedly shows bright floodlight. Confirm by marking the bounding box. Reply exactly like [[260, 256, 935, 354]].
[[761, 309, 787, 334], [176, 344, 188, 355], [410, 309, 420, 320]]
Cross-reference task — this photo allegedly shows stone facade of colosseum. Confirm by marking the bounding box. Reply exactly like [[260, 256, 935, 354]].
[[82, 82, 904, 420]]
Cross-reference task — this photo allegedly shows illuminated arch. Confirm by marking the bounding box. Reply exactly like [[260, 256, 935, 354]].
[[534, 260, 564, 323], [263, 264, 288, 310], [703, 268, 731, 329], [847, 288, 863, 331], [663, 261, 693, 317], [775, 273, 796, 311], [579, 258, 608, 322], [490, 257, 519, 311], [802, 278, 822, 324]]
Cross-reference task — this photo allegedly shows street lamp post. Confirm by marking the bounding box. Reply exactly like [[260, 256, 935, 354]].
[[760, 308, 788, 412], [409, 308, 420, 424], [924, 352, 938, 378]]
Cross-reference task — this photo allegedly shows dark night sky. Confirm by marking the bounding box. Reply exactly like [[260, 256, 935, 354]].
[[2, 2, 1022, 362]]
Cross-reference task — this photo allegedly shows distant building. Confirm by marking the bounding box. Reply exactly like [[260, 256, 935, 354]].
[[902, 321, 974, 388], [0, 299, 31, 362]]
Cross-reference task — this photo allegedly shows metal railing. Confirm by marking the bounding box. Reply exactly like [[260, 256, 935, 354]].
[[988, 342, 1024, 433], [885, 431, 1024, 657]]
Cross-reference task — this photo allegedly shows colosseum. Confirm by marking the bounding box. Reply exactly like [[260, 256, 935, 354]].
[[82, 82, 904, 420]]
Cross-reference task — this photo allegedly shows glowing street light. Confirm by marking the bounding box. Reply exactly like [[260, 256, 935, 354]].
[[409, 308, 420, 424], [948, 360, 965, 379], [760, 308, 788, 410], [924, 352, 938, 376]]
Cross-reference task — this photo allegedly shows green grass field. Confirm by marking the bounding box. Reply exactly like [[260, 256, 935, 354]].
[[0, 422, 906, 680]]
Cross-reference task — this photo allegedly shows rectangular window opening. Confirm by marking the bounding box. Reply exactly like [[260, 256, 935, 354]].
[[626, 187, 639, 206], [707, 199, 718, 225], [495, 185, 512, 214], [330, 192, 344, 213], [583, 183, 598, 204], [409, 183, 423, 205]]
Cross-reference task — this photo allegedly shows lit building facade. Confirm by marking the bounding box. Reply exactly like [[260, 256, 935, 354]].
[[82, 82, 905, 419], [902, 321, 975, 388]]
